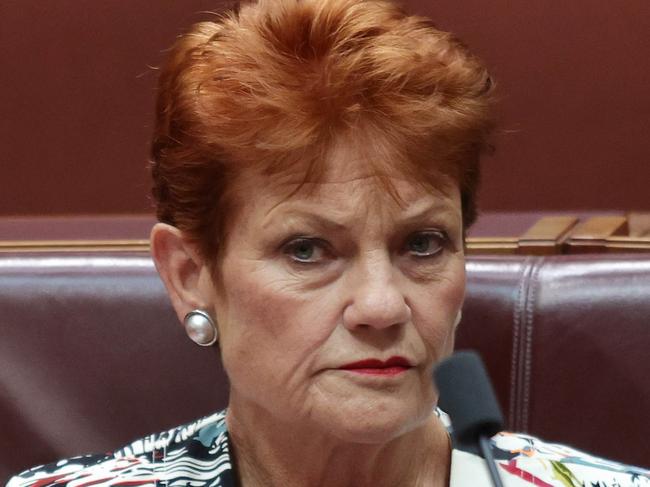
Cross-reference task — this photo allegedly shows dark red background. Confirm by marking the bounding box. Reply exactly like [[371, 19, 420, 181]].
[[2, 1, 649, 216]]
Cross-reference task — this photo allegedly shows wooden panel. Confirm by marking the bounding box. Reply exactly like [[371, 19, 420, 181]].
[[0, 240, 150, 253], [565, 216, 630, 253], [600, 236, 650, 252], [628, 212, 650, 237], [465, 237, 519, 255], [569, 216, 628, 239], [517, 216, 578, 255]]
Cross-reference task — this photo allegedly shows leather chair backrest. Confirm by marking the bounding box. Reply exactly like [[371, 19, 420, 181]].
[[459, 254, 650, 469], [1, 251, 648, 482], [0, 251, 228, 483]]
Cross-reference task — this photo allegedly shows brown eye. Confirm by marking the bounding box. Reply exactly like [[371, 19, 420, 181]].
[[406, 231, 447, 257]]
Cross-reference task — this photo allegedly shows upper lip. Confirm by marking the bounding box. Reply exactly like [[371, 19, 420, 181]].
[[339, 356, 413, 369]]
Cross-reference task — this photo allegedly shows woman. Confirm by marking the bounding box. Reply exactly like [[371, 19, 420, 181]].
[[9, 0, 650, 486]]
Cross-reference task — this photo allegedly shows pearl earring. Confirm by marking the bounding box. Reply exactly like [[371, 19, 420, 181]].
[[183, 310, 218, 347]]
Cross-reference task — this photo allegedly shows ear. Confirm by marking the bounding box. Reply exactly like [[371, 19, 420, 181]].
[[150, 223, 210, 324]]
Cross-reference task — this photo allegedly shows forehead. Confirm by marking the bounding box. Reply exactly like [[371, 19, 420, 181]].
[[236, 175, 461, 233], [280, 174, 459, 217], [261, 136, 455, 200], [226, 135, 462, 229]]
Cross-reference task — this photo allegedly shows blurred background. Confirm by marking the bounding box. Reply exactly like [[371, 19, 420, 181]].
[[2, 0, 649, 217]]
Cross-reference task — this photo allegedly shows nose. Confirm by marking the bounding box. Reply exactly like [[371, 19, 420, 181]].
[[342, 253, 411, 330]]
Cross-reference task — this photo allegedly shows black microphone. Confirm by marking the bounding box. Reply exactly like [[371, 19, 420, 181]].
[[434, 351, 505, 487]]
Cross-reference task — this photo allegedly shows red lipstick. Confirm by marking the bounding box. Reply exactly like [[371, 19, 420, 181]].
[[339, 356, 412, 376]]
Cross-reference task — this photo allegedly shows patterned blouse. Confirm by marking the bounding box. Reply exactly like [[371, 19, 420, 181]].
[[7, 410, 650, 487]]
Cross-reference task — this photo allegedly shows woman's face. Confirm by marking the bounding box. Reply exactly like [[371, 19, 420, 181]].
[[205, 145, 465, 443]]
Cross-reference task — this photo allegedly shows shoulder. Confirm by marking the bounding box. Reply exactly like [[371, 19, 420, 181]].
[[6, 410, 235, 487], [491, 431, 650, 486]]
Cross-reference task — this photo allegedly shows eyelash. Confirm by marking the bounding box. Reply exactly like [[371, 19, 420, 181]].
[[403, 230, 450, 258], [282, 237, 330, 264], [281, 230, 451, 265]]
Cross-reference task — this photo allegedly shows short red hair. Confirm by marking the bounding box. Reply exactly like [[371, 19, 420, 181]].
[[151, 0, 494, 260]]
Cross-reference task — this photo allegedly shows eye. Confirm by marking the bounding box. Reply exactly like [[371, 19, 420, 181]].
[[283, 237, 328, 263], [405, 231, 447, 257]]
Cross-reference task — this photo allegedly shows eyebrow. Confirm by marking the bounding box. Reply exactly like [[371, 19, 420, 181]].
[[262, 211, 348, 232], [262, 202, 461, 233]]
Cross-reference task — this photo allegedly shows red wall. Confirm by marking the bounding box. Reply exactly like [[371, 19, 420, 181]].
[[413, 1, 650, 213], [2, 1, 649, 216]]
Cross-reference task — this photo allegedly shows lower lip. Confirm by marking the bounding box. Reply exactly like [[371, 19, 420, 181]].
[[342, 366, 410, 376]]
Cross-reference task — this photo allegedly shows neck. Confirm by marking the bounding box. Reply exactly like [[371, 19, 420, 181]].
[[226, 397, 451, 487]]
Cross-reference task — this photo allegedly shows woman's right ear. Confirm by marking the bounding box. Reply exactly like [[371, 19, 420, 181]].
[[150, 223, 208, 324]]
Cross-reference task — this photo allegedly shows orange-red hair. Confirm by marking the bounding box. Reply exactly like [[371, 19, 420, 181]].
[[151, 0, 495, 259]]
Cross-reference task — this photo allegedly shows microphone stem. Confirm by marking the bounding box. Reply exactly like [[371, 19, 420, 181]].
[[478, 435, 504, 487]]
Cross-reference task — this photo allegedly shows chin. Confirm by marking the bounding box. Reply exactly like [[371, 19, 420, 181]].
[[316, 397, 432, 445]]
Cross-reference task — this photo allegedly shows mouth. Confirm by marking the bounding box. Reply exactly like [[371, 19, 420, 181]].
[[338, 356, 413, 376]]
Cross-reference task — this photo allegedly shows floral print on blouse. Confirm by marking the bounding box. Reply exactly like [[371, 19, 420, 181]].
[[7, 409, 650, 487]]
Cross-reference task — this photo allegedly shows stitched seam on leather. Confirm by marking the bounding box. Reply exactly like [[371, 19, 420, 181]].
[[517, 259, 534, 430], [521, 257, 542, 432], [509, 263, 523, 431], [509, 256, 533, 431]]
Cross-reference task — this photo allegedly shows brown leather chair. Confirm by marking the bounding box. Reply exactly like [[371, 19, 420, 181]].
[[459, 254, 650, 469], [0, 250, 227, 484], [1, 251, 649, 482]]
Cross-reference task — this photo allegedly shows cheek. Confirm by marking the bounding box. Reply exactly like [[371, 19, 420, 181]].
[[412, 257, 466, 359], [215, 264, 336, 398]]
